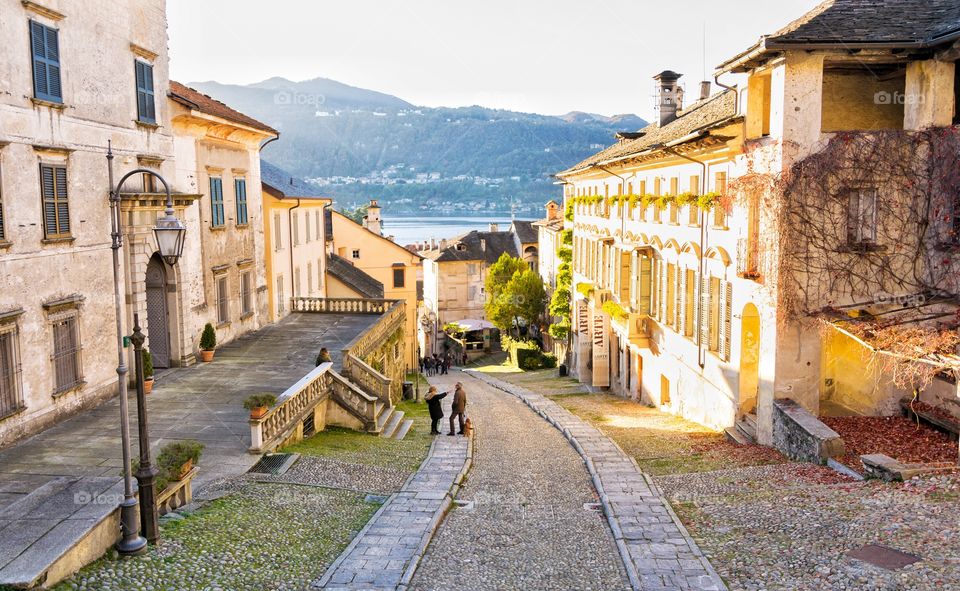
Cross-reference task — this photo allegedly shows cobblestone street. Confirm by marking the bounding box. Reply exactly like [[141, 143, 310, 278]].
[[409, 371, 631, 591]]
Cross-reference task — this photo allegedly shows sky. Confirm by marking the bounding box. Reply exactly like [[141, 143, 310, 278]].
[[168, 0, 823, 120]]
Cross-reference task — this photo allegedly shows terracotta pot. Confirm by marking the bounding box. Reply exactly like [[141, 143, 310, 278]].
[[143, 378, 154, 395], [175, 458, 193, 480], [200, 349, 215, 362], [249, 406, 268, 420]]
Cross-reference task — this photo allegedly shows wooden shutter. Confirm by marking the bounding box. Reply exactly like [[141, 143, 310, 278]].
[[235, 179, 247, 225], [31, 22, 61, 102], [678, 269, 687, 335], [629, 251, 638, 308], [639, 256, 652, 316], [620, 250, 631, 303], [210, 178, 223, 226], [659, 261, 667, 321], [40, 164, 68, 238], [692, 270, 701, 343], [700, 273, 710, 346], [135, 61, 156, 123], [720, 281, 733, 361]]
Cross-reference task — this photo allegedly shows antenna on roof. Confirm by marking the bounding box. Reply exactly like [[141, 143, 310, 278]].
[[701, 21, 707, 82]]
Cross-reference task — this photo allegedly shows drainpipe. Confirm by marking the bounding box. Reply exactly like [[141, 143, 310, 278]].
[[714, 72, 740, 118], [288, 198, 301, 306], [662, 146, 708, 370]]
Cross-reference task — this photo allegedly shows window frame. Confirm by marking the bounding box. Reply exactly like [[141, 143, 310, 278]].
[[393, 266, 405, 288], [352, 249, 361, 259], [40, 163, 70, 239], [50, 309, 83, 395], [234, 178, 248, 225], [215, 274, 229, 325], [30, 20, 62, 104], [240, 270, 253, 317], [846, 187, 878, 246], [209, 177, 225, 228], [0, 321, 24, 419], [134, 60, 156, 124]]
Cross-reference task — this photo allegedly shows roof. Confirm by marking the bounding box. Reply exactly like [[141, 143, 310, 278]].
[[532, 217, 565, 232], [718, 0, 960, 72], [557, 90, 739, 176], [509, 220, 538, 244], [329, 209, 423, 260], [261, 160, 327, 199], [420, 230, 519, 263], [169, 81, 278, 135], [326, 253, 384, 299]]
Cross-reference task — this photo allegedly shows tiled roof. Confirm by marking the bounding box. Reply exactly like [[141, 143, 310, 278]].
[[169, 81, 278, 135], [420, 230, 520, 264], [532, 217, 565, 232], [509, 220, 538, 244], [719, 0, 960, 72], [261, 160, 326, 199], [326, 253, 384, 299], [557, 90, 738, 176]]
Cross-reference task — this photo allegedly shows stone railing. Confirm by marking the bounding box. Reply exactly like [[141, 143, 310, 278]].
[[249, 362, 336, 453], [291, 297, 395, 315], [328, 370, 381, 430], [341, 299, 406, 405], [343, 354, 392, 403]]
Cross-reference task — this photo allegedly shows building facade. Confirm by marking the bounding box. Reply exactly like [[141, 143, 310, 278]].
[[559, 0, 960, 443]]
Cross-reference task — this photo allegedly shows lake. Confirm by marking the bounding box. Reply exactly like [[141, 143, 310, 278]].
[[381, 215, 520, 246]]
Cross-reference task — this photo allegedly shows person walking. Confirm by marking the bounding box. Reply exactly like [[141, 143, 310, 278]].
[[424, 386, 448, 435], [448, 382, 467, 436]]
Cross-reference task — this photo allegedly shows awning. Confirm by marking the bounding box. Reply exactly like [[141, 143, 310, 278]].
[[453, 319, 495, 332]]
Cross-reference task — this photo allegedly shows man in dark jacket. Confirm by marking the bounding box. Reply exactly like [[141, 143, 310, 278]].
[[424, 386, 447, 435], [448, 382, 467, 436]]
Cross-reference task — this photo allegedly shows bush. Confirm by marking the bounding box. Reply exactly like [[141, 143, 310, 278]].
[[141, 348, 154, 379], [541, 353, 558, 368], [156, 440, 204, 484], [199, 323, 217, 351], [503, 336, 557, 370], [243, 393, 277, 411]]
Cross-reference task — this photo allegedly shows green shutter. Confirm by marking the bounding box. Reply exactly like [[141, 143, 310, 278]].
[[30, 21, 61, 102], [210, 178, 224, 226], [235, 178, 247, 225], [135, 61, 156, 123]]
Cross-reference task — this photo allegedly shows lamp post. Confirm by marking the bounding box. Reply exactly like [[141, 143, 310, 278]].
[[107, 143, 186, 553]]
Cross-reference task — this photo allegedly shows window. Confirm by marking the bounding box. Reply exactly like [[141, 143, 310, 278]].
[[304, 209, 311, 242], [315, 210, 321, 241], [240, 270, 253, 316], [292, 212, 300, 246], [393, 266, 405, 288], [306, 263, 313, 296], [276, 275, 285, 314], [0, 323, 23, 418], [708, 277, 721, 352], [30, 21, 62, 103], [216, 275, 229, 324], [294, 267, 301, 297], [210, 177, 225, 227], [683, 269, 696, 337], [714, 172, 727, 228], [665, 264, 676, 328], [51, 312, 82, 394], [134, 61, 156, 124], [688, 175, 700, 224], [317, 258, 323, 290], [847, 188, 878, 245], [40, 164, 69, 238], [234, 178, 248, 225], [274, 213, 282, 250], [352, 249, 360, 259]]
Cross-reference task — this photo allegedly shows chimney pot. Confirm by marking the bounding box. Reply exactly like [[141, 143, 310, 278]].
[[699, 80, 711, 101], [489, 223, 498, 232], [439, 239, 447, 249]]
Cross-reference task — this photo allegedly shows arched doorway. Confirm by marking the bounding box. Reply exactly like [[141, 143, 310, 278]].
[[145, 255, 171, 368], [738, 303, 761, 416]]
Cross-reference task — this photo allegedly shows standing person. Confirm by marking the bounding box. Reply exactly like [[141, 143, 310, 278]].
[[425, 357, 435, 376], [424, 386, 448, 435], [448, 382, 467, 436], [419, 356, 425, 374], [315, 347, 332, 366], [441, 353, 450, 375]]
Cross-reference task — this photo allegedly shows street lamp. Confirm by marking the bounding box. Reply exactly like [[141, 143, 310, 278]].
[[106, 142, 186, 553]]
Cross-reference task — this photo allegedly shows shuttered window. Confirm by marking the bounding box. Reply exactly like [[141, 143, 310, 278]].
[[240, 270, 253, 316], [293, 212, 300, 246], [216, 275, 229, 323], [700, 274, 710, 346], [134, 61, 156, 124], [393, 267, 405, 288], [315, 210, 321, 241], [40, 164, 70, 238], [274, 213, 282, 249], [210, 177, 224, 227], [720, 281, 733, 361], [306, 263, 313, 296], [683, 269, 696, 337], [708, 277, 721, 352], [52, 312, 82, 394], [30, 21, 62, 103], [0, 324, 23, 418], [276, 275, 285, 314], [304, 209, 311, 242], [847, 188, 877, 245], [639, 256, 652, 316], [234, 178, 248, 225], [294, 267, 301, 297], [665, 264, 676, 329]]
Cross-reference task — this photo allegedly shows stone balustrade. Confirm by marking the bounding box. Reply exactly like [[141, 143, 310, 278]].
[[249, 362, 337, 453], [291, 296, 395, 315]]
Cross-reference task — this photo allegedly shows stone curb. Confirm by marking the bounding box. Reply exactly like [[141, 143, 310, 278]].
[[466, 369, 729, 591]]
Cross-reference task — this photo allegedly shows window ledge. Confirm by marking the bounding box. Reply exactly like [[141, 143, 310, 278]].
[[135, 120, 160, 130], [239, 311, 254, 321], [41, 236, 75, 245], [52, 381, 86, 398], [0, 240, 11, 250], [0, 405, 26, 422], [236, 224, 249, 229], [217, 321, 232, 329], [711, 225, 729, 231], [32, 98, 66, 110], [209, 225, 226, 232], [838, 243, 886, 253]]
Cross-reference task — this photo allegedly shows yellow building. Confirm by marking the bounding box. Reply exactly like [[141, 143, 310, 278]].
[[260, 160, 330, 321], [326, 202, 421, 367]]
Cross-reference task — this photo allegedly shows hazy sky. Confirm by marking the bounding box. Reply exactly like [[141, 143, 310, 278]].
[[168, 0, 822, 119]]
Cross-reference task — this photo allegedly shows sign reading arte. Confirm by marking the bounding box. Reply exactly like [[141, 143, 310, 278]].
[[578, 302, 589, 335], [591, 307, 610, 388]]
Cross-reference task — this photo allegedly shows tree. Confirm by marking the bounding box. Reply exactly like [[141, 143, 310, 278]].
[[485, 253, 527, 303], [486, 268, 546, 336], [340, 203, 369, 225]]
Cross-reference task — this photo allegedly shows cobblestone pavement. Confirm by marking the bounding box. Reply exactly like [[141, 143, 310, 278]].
[[534, 385, 960, 591], [313, 377, 471, 591], [466, 371, 726, 591], [409, 371, 631, 591], [253, 456, 412, 495]]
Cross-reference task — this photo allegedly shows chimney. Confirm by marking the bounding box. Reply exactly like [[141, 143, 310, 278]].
[[546, 201, 560, 221], [653, 70, 683, 127], [430, 238, 437, 249], [363, 199, 382, 235], [699, 81, 711, 101], [480, 238, 486, 251], [489, 223, 498, 232], [439, 239, 447, 249]]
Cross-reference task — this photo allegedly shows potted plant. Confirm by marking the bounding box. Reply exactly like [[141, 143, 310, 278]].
[[199, 323, 217, 362], [244, 393, 277, 420], [141, 348, 155, 394], [157, 440, 204, 481]]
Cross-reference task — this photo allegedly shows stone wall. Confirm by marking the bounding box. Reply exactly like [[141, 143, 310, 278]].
[[772, 398, 845, 463]]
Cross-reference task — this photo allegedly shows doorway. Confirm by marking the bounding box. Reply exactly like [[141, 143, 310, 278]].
[[145, 255, 171, 368], [738, 303, 761, 416]]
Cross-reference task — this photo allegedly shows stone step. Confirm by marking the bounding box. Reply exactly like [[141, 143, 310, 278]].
[[381, 409, 405, 438], [374, 406, 393, 434], [393, 419, 414, 441], [0, 476, 124, 589], [736, 419, 757, 443], [744, 413, 758, 429], [724, 426, 752, 445]]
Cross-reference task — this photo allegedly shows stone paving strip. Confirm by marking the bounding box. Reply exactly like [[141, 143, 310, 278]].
[[312, 394, 473, 591], [468, 370, 728, 591]]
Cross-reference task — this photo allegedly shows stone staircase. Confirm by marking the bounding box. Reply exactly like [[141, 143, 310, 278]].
[[725, 413, 757, 444], [375, 405, 414, 440]]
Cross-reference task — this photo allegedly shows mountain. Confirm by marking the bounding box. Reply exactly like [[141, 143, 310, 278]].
[[189, 77, 647, 215]]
